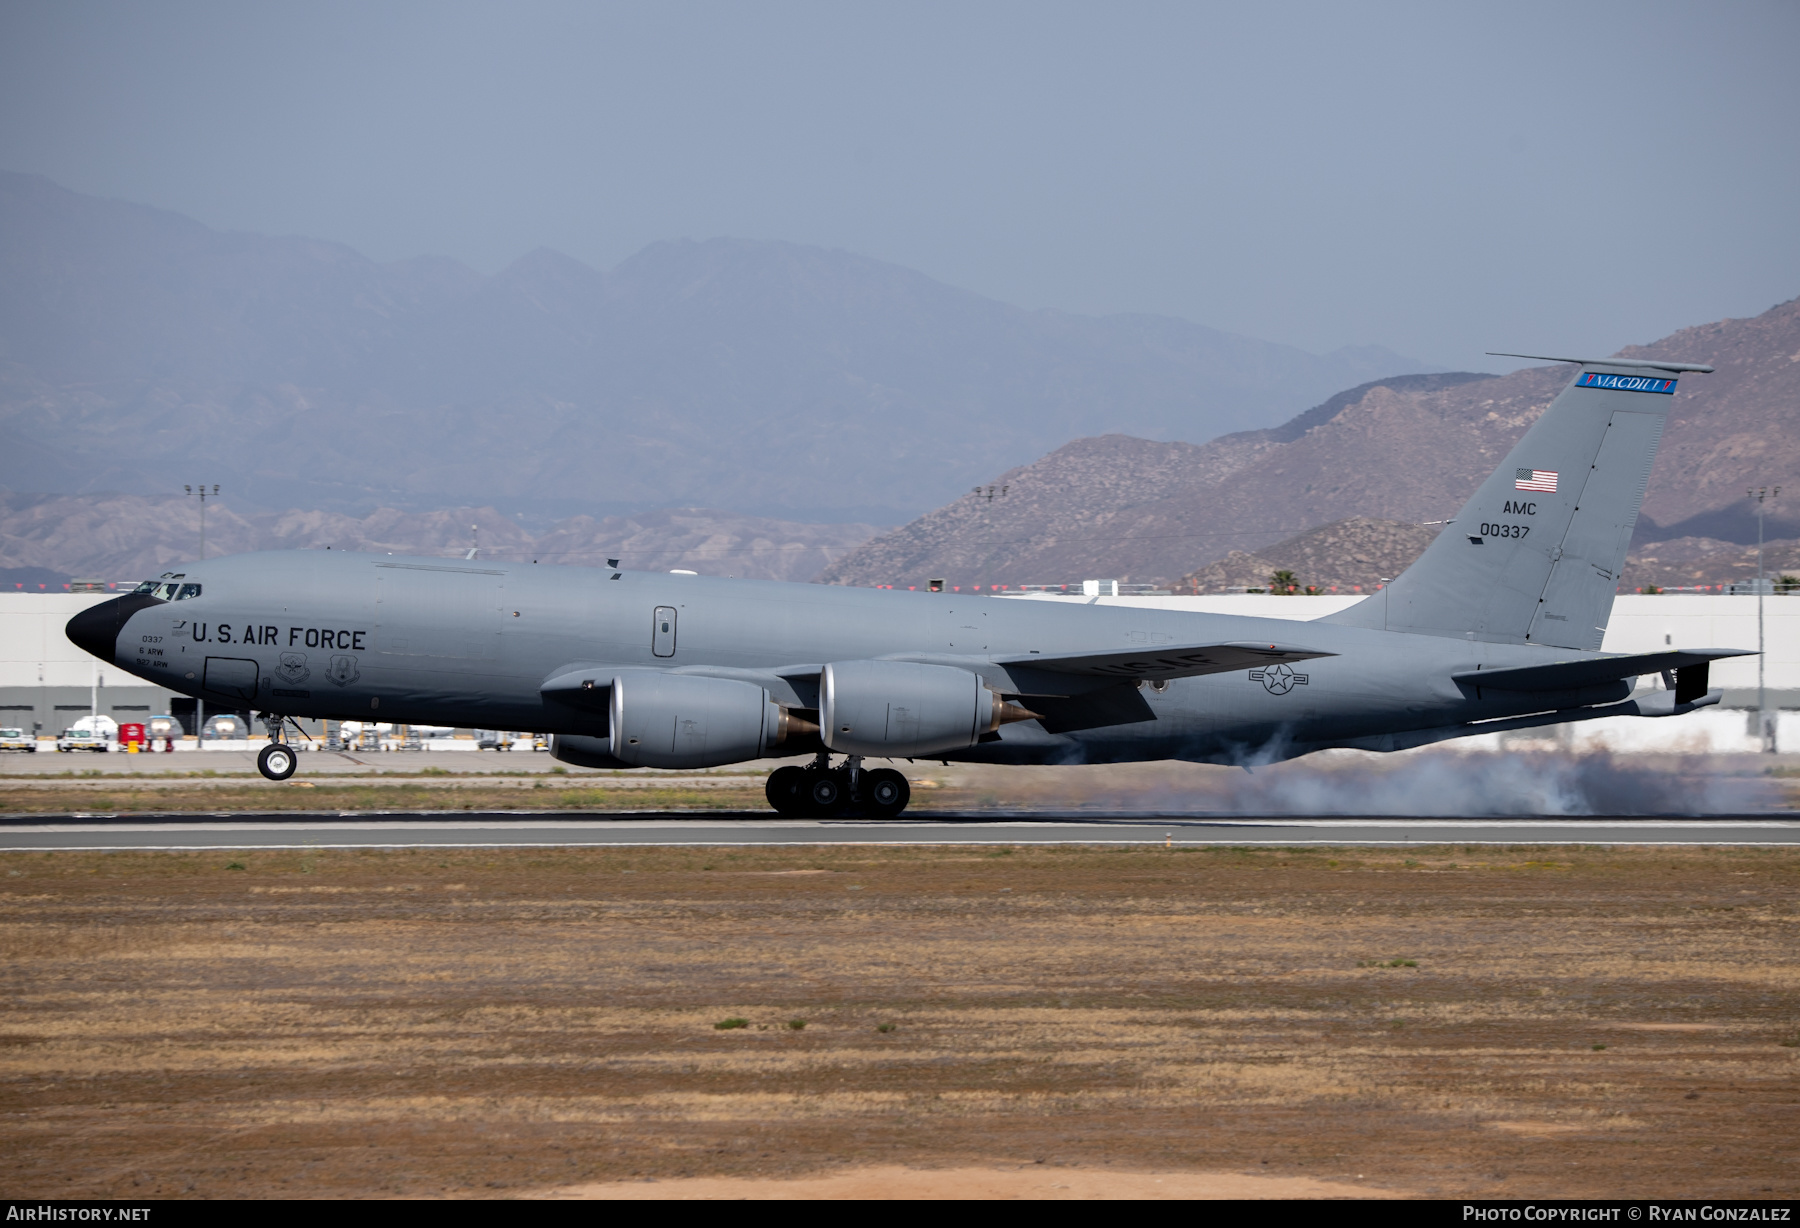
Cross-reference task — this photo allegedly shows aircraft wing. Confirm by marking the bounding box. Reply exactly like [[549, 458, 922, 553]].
[[1452, 649, 1753, 694], [993, 641, 1334, 682]]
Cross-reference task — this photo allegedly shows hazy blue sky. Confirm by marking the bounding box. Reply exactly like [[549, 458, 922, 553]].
[[2, 1, 1796, 372]]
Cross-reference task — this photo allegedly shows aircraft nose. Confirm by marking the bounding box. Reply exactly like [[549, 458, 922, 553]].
[[65, 593, 164, 662]]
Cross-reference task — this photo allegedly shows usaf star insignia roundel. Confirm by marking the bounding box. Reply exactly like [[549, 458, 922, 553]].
[[1248, 663, 1310, 695]]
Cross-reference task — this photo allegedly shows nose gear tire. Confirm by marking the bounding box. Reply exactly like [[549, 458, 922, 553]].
[[257, 743, 297, 781]]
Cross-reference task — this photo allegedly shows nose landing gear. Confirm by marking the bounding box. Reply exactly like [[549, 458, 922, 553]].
[[257, 741, 297, 781], [255, 713, 305, 781], [765, 755, 911, 818]]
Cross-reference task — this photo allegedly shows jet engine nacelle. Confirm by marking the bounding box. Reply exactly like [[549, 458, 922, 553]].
[[821, 659, 1033, 758], [608, 669, 811, 769], [548, 734, 632, 770]]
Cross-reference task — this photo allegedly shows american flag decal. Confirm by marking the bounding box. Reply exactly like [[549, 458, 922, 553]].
[[1515, 468, 1558, 492]]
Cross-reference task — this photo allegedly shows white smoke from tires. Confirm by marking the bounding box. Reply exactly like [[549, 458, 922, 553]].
[[996, 750, 1784, 817], [1210, 750, 1776, 817]]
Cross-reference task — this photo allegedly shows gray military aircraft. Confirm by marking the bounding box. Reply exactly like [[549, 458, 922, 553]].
[[67, 355, 1748, 815]]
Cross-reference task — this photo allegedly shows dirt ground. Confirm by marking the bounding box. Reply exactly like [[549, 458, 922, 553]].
[[1, 843, 1796, 1200], [533, 1165, 1385, 1199]]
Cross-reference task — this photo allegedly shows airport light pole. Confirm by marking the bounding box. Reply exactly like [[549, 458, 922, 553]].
[[1749, 487, 1780, 753], [185, 484, 219, 560]]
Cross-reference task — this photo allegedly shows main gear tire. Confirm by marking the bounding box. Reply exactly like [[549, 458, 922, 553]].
[[804, 769, 844, 815], [765, 765, 809, 815], [257, 742, 297, 781], [863, 768, 910, 817]]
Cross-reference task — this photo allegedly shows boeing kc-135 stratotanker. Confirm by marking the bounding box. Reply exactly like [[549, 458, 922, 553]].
[[66, 355, 1750, 815]]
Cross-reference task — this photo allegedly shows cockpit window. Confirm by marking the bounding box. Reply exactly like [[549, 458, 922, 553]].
[[136, 573, 192, 599]]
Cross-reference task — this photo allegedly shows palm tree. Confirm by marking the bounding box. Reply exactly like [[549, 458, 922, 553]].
[[1268, 569, 1299, 596]]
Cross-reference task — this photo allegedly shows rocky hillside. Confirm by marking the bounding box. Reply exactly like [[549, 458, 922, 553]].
[[0, 492, 879, 585], [0, 171, 1435, 525], [1619, 536, 1800, 592], [1168, 517, 1800, 597], [1174, 518, 1439, 594], [824, 298, 1800, 588], [817, 372, 1508, 587]]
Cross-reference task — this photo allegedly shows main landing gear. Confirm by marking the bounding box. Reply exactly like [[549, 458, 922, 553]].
[[766, 754, 910, 818], [256, 713, 301, 781]]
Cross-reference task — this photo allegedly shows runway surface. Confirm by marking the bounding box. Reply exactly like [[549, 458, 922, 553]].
[[1, 810, 1795, 850]]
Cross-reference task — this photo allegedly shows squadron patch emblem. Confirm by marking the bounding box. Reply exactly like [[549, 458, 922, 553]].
[[325, 654, 361, 687], [1249, 663, 1309, 695], [277, 652, 310, 686]]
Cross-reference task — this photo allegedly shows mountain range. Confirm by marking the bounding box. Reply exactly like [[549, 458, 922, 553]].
[[1174, 518, 1441, 594], [1166, 517, 1800, 595], [0, 494, 879, 588], [7, 169, 1792, 595], [822, 297, 1800, 588], [0, 170, 1436, 524]]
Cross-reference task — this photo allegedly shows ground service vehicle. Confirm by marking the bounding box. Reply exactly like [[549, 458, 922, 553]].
[[56, 728, 108, 753]]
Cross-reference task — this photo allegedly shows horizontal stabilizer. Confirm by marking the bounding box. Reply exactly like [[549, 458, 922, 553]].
[[1453, 649, 1753, 693], [997, 641, 1333, 681], [1486, 352, 1715, 374]]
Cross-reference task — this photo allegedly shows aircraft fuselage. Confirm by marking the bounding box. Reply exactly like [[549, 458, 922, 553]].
[[75, 548, 1635, 766]]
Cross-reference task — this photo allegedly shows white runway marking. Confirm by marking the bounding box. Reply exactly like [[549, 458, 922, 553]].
[[2, 811, 1797, 850]]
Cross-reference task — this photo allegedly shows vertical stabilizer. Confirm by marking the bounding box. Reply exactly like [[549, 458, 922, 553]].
[[1320, 357, 1711, 649]]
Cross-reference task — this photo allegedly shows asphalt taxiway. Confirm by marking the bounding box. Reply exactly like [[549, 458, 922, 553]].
[[1, 811, 1795, 851]]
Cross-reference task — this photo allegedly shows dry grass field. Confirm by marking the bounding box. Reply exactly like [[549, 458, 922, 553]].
[[0, 770, 770, 814], [2, 749, 1790, 816], [1, 843, 1796, 1200]]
